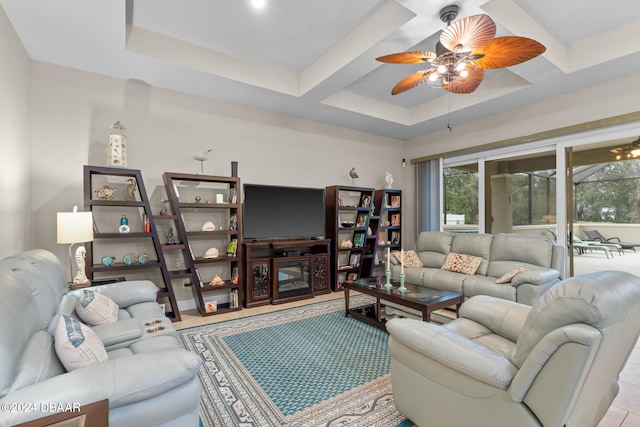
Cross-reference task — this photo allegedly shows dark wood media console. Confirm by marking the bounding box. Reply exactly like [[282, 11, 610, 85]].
[[243, 239, 331, 307]]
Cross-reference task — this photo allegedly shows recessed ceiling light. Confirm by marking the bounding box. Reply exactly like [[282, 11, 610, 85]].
[[250, 0, 266, 9]]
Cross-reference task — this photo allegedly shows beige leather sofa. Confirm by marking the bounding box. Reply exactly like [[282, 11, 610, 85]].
[[387, 270, 640, 427], [390, 232, 565, 305]]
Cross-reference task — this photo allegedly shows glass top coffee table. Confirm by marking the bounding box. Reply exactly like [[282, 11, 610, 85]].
[[343, 277, 464, 330]]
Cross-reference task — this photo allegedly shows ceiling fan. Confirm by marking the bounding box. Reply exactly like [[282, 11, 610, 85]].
[[376, 5, 546, 95], [610, 137, 640, 160]]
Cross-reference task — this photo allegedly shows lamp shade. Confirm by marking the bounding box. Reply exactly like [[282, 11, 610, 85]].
[[57, 207, 94, 244]]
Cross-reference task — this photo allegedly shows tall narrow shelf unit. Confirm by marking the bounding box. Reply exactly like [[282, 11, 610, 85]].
[[83, 165, 181, 321], [366, 189, 402, 277], [162, 172, 242, 316], [325, 185, 375, 291]]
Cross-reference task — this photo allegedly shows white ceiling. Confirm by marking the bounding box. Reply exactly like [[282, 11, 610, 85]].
[[2, 0, 640, 140]]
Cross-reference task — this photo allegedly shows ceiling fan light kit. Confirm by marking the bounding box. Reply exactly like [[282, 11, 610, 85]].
[[376, 5, 546, 95], [611, 137, 640, 160]]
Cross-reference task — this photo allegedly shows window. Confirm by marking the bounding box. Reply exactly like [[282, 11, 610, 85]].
[[443, 165, 479, 231]]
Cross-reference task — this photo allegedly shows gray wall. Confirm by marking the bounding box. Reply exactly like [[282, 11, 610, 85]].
[[27, 62, 407, 307], [0, 6, 31, 258]]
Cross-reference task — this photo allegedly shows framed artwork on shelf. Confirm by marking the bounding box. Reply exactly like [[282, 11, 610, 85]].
[[205, 300, 217, 313], [356, 213, 368, 228], [391, 195, 401, 208], [391, 213, 400, 226], [229, 188, 238, 204], [229, 213, 238, 230], [349, 253, 361, 267], [360, 194, 371, 208], [227, 239, 238, 257], [353, 233, 365, 247]]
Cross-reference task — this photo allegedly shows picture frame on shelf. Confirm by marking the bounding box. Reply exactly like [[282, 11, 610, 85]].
[[391, 213, 400, 226], [360, 194, 371, 208], [353, 233, 365, 247], [229, 213, 238, 230], [229, 187, 238, 204], [227, 239, 238, 257], [205, 300, 217, 313], [391, 195, 401, 208], [356, 213, 368, 228], [349, 253, 361, 267]]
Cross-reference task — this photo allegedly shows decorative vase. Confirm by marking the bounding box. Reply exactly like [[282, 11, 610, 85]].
[[108, 121, 127, 167]]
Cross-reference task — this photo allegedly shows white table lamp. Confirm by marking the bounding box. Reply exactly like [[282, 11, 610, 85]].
[[57, 206, 94, 286]]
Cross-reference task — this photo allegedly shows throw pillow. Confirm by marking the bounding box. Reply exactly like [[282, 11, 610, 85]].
[[496, 267, 528, 284], [54, 315, 108, 371], [75, 289, 119, 326], [392, 250, 424, 268], [441, 252, 482, 275]]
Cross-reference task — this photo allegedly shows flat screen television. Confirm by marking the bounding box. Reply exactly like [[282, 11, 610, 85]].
[[243, 184, 325, 240]]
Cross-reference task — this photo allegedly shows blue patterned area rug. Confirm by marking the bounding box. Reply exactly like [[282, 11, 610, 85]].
[[179, 295, 416, 427]]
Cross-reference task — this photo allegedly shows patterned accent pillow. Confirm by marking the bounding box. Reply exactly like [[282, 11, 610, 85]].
[[75, 289, 119, 326], [392, 250, 424, 268], [441, 252, 482, 275], [54, 315, 108, 371], [496, 267, 528, 284]]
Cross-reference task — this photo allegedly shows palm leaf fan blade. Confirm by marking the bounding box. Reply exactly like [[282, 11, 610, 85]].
[[440, 14, 496, 52], [443, 69, 484, 94], [376, 51, 436, 64], [474, 36, 546, 69], [391, 70, 431, 95]]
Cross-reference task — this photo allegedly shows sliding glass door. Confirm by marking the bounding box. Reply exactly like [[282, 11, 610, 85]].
[[485, 151, 557, 238]]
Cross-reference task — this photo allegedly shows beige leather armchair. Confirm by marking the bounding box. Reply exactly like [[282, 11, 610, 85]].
[[387, 270, 640, 427]]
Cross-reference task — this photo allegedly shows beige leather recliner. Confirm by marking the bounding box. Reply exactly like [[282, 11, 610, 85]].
[[387, 270, 640, 427]]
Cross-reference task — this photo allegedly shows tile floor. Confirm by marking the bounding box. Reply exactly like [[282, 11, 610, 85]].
[[175, 251, 640, 426]]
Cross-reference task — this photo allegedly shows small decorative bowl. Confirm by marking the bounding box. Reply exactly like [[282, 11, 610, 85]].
[[341, 221, 355, 228]]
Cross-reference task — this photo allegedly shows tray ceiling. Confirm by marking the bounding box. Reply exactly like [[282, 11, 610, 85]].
[[2, 0, 639, 140]]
